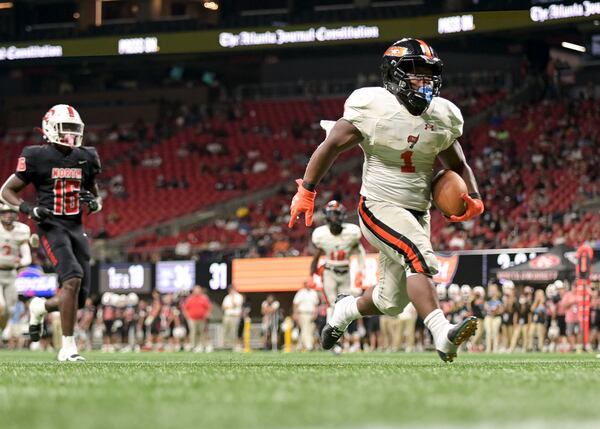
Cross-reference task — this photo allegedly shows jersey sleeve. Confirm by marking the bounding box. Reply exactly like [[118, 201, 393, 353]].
[[14, 146, 38, 184], [342, 88, 379, 142], [442, 100, 464, 151], [83, 147, 102, 189]]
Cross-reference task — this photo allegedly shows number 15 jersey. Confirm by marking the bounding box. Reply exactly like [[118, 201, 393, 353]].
[[14, 144, 101, 224], [343, 86, 464, 212]]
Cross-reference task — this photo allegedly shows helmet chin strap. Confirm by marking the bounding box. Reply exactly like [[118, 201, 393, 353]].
[[398, 90, 430, 116]]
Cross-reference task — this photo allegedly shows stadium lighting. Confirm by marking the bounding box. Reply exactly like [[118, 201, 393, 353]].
[[0, 2, 13, 10], [561, 41, 586, 52], [204, 1, 219, 10]]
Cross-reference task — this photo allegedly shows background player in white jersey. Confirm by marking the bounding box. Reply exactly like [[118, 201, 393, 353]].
[[311, 200, 365, 316], [288, 38, 484, 362], [0, 203, 32, 329]]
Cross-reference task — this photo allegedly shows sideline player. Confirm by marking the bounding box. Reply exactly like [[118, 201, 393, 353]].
[[1, 104, 102, 361], [311, 200, 365, 317], [288, 38, 484, 362], [0, 204, 32, 329]]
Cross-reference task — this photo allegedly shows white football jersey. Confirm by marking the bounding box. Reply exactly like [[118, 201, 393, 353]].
[[312, 223, 362, 267], [343, 86, 464, 211], [0, 222, 31, 268]]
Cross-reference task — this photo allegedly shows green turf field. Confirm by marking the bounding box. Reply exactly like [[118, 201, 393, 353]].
[[1, 351, 599, 429]]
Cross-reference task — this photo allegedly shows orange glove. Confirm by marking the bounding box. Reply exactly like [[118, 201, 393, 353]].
[[448, 193, 484, 222], [354, 271, 364, 288], [288, 179, 316, 228]]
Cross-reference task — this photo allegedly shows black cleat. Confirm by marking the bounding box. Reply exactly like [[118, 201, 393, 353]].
[[321, 324, 345, 350], [321, 294, 351, 350], [437, 316, 478, 362], [29, 324, 43, 342]]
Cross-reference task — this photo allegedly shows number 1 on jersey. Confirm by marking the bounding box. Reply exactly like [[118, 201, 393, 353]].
[[53, 179, 81, 215], [400, 151, 415, 173]]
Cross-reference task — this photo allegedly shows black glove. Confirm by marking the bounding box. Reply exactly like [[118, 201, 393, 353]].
[[79, 190, 102, 213], [19, 202, 53, 222]]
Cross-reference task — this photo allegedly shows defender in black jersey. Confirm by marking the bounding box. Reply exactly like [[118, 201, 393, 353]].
[[0, 104, 102, 362]]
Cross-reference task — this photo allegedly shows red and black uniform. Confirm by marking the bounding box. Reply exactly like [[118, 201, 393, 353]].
[[15, 144, 101, 307]]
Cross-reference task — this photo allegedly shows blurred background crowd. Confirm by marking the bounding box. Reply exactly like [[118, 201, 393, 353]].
[[4, 279, 600, 355]]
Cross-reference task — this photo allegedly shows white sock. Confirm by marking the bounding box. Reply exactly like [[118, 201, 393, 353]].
[[329, 296, 361, 330], [424, 309, 450, 348], [62, 336, 77, 352]]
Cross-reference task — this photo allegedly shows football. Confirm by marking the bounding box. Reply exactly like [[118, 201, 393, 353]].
[[432, 169, 468, 217]]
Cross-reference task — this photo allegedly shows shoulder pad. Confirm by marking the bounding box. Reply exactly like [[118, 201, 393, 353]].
[[432, 97, 464, 138], [82, 146, 102, 171], [344, 87, 384, 110], [20, 145, 46, 157], [312, 226, 328, 245]]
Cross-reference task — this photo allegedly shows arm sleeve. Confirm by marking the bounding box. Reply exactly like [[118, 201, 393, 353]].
[[14, 147, 37, 184], [342, 88, 379, 143], [19, 242, 32, 267]]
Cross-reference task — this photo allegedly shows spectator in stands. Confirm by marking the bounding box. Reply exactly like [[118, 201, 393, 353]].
[[484, 284, 503, 353], [5, 300, 26, 350], [510, 286, 533, 352], [261, 294, 280, 350], [397, 303, 418, 352], [293, 281, 319, 351], [555, 281, 569, 351], [363, 314, 381, 352], [469, 287, 486, 352], [561, 283, 580, 351], [183, 286, 212, 352], [76, 298, 96, 352], [221, 286, 243, 350], [501, 288, 516, 352], [529, 289, 547, 352], [590, 288, 600, 351]]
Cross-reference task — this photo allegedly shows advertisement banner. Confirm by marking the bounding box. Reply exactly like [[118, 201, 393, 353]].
[[2, 9, 599, 60], [15, 266, 58, 297], [232, 248, 548, 292]]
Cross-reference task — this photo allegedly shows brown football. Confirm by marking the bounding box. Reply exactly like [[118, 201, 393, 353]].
[[431, 170, 468, 217]]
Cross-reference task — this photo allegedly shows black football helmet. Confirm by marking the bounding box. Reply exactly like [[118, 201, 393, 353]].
[[324, 200, 346, 235], [381, 38, 443, 116]]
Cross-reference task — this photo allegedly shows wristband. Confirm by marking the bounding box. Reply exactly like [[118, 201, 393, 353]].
[[302, 181, 316, 192], [468, 192, 482, 200]]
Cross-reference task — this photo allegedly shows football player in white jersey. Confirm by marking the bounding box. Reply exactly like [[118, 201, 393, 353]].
[[0, 203, 32, 329], [288, 38, 484, 362], [311, 200, 365, 316]]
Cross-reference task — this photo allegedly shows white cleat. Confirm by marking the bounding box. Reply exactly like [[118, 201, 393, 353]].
[[28, 297, 48, 342], [57, 348, 86, 362], [436, 317, 478, 362]]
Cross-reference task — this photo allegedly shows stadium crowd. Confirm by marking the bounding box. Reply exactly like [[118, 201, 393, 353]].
[[3, 280, 600, 354], [126, 83, 600, 260]]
